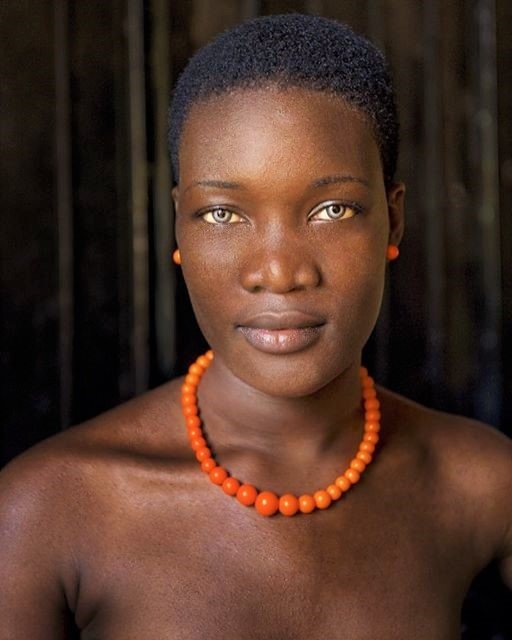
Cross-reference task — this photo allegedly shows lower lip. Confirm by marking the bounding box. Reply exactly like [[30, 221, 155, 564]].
[[237, 326, 324, 354]]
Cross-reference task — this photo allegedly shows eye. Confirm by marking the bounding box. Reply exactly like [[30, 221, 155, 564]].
[[309, 202, 360, 222], [201, 207, 243, 224]]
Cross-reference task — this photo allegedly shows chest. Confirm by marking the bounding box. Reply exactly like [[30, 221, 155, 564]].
[[75, 480, 470, 639]]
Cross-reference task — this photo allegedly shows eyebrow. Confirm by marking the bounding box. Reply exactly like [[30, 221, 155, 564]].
[[183, 174, 369, 194], [311, 174, 369, 188], [183, 179, 244, 194]]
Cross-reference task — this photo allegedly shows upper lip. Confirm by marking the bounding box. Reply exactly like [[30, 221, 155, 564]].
[[237, 310, 326, 330]]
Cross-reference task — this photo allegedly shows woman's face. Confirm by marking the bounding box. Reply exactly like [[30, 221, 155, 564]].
[[174, 87, 404, 397]]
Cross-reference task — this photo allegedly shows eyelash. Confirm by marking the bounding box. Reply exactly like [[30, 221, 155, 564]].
[[308, 201, 364, 221], [197, 201, 364, 225], [199, 207, 244, 224]]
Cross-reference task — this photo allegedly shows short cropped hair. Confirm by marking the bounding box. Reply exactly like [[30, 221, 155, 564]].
[[168, 13, 399, 187]]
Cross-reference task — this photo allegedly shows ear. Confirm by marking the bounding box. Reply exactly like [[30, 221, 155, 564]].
[[387, 181, 405, 246], [171, 185, 179, 213]]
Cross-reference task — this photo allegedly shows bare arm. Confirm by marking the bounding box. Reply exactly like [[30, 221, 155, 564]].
[[493, 433, 512, 591], [499, 475, 512, 590], [0, 448, 79, 639], [441, 414, 512, 592]]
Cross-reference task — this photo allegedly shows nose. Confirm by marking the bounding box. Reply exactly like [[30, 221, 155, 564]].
[[240, 231, 321, 294]]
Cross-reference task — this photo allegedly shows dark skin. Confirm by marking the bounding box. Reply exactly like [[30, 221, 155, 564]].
[[1, 87, 511, 640]]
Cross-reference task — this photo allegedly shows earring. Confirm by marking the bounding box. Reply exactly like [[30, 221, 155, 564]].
[[386, 245, 399, 261], [172, 249, 181, 265]]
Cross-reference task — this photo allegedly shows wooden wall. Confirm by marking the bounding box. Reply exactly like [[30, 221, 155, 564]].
[[4, 0, 511, 459]]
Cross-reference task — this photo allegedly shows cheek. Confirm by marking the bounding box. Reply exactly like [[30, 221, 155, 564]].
[[179, 242, 239, 346], [344, 261, 387, 338], [322, 213, 387, 283], [330, 252, 386, 323], [177, 215, 248, 304], [321, 223, 388, 336]]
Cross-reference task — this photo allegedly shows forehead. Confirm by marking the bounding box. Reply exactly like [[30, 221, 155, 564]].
[[179, 87, 382, 185]]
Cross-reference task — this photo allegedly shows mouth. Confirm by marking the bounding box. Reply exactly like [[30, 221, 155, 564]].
[[236, 310, 326, 355]]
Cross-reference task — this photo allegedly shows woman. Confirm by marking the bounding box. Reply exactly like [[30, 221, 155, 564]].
[[0, 13, 511, 639]]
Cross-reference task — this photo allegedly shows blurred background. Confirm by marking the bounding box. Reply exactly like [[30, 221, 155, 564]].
[[1, 0, 511, 637]]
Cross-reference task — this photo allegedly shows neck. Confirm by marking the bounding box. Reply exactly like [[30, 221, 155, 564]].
[[196, 354, 363, 466]]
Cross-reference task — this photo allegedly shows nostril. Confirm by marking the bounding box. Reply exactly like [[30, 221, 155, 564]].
[[240, 255, 321, 293], [296, 263, 322, 289]]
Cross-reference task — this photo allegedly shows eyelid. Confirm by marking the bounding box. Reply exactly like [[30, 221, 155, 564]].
[[308, 200, 363, 220], [199, 206, 245, 224]]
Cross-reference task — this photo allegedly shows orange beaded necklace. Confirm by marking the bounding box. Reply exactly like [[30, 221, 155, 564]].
[[181, 350, 381, 517]]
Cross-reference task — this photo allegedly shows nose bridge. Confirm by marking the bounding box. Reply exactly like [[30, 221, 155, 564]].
[[241, 217, 320, 293], [266, 218, 302, 268], [263, 214, 294, 250]]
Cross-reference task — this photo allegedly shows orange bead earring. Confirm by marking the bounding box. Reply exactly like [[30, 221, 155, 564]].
[[172, 249, 181, 265], [386, 245, 399, 261]]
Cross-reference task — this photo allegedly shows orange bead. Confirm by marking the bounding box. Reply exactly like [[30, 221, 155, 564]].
[[201, 457, 216, 473], [364, 432, 379, 444], [255, 491, 279, 516], [190, 436, 207, 451], [361, 376, 374, 389], [279, 494, 300, 516], [195, 446, 211, 462], [209, 466, 228, 485], [299, 495, 316, 513], [185, 373, 200, 386], [197, 355, 210, 369], [345, 468, 361, 484], [188, 363, 204, 376], [362, 387, 377, 399], [335, 475, 352, 492], [187, 426, 202, 439], [313, 490, 332, 510], [181, 383, 195, 395], [350, 458, 366, 473], [357, 450, 372, 464], [236, 484, 258, 506], [205, 350, 214, 360], [326, 484, 342, 500], [181, 394, 196, 406], [186, 415, 201, 429], [222, 477, 241, 496], [364, 421, 381, 433], [387, 244, 400, 261], [364, 398, 380, 410], [183, 405, 198, 417], [365, 410, 381, 422], [359, 366, 368, 378], [359, 441, 375, 453]]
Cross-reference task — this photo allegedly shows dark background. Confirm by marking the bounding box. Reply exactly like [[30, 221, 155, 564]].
[[1, 0, 511, 637]]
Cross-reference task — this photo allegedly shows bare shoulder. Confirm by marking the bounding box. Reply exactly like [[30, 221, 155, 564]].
[[381, 387, 512, 579], [0, 377, 186, 554], [381, 386, 511, 484], [0, 376, 186, 502]]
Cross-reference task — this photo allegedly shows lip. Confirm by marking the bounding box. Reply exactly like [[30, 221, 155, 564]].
[[236, 310, 326, 354], [237, 310, 326, 330]]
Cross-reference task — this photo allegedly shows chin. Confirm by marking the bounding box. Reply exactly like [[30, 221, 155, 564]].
[[224, 341, 359, 398], [252, 377, 337, 399]]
